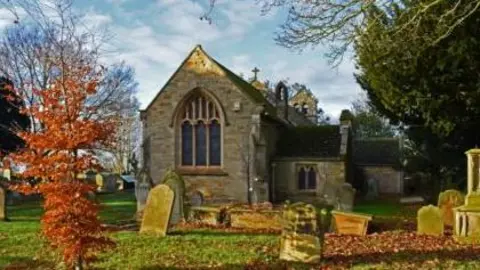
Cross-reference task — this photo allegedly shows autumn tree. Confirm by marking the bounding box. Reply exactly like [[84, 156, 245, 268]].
[[4, 61, 116, 269]]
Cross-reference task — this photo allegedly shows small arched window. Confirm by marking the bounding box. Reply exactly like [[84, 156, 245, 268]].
[[297, 165, 317, 190], [301, 103, 309, 114], [180, 94, 222, 167]]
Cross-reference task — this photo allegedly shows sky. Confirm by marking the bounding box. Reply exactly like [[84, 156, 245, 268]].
[[0, 0, 363, 121]]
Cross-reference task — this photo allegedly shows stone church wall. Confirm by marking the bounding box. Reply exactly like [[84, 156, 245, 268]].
[[143, 66, 265, 203], [272, 157, 346, 205]]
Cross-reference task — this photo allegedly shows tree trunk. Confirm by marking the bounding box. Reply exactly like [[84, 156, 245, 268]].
[[74, 256, 83, 270]]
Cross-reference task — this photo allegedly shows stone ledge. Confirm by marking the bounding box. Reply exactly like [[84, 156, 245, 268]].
[[176, 167, 228, 176]]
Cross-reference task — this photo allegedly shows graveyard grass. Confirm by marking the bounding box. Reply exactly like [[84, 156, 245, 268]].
[[2, 193, 480, 269]]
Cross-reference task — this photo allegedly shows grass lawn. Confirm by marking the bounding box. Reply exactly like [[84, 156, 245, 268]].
[[1, 192, 480, 269]]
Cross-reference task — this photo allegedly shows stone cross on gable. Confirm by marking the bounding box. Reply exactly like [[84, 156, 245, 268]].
[[252, 67, 260, 81]]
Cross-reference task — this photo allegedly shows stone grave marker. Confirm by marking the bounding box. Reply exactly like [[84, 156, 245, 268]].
[[279, 201, 322, 263], [0, 185, 5, 221], [417, 205, 444, 236], [331, 210, 372, 236], [190, 191, 204, 207], [162, 170, 185, 225], [438, 189, 464, 227], [365, 178, 379, 200], [140, 184, 174, 236], [134, 169, 153, 222], [338, 183, 356, 211]]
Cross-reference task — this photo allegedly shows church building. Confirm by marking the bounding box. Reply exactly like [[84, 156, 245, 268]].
[[140, 45, 354, 206]]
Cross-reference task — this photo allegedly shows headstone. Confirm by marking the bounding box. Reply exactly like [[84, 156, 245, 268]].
[[190, 191, 204, 207], [279, 202, 322, 263], [134, 169, 153, 222], [95, 174, 103, 191], [338, 183, 355, 211], [438, 189, 464, 227], [161, 170, 185, 225], [417, 205, 444, 236], [140, 184, 174, 236], [331, 210, 372, 236], [0, 186, 6, 221], [322, 181, 340, 206], [365, 178, 379, 200]]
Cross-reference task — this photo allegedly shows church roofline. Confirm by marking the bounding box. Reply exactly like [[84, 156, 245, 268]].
[[142, 45, 276, 116]]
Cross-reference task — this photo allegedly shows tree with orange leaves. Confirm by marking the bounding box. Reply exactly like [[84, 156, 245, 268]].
[[4, 61, 116, 269]]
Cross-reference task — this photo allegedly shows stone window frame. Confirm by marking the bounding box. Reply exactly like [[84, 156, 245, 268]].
[[175, 90, 225, 174], [295, 163, 318, 192]]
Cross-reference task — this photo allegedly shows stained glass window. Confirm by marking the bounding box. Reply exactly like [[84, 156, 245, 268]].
[[298, 165, 317, 190], [181, 121, 193, 166], [307, 167, 316, 189], [180, 93, 222, 167], [196, 121, 207, 166], [209, 120, 221, 165], [298, 167, 306, 190]]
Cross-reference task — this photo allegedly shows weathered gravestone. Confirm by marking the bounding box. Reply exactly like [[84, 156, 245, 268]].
[[134, 169, 153, 222], [365, 178, 379, 200], [162, 170, 185, 225], [417, 205, 444, 236], [0, 185, 6, 221], [279, 201, 322, 263], [190, 191, 204, 207], [338, 183, 356, 211], [438, 189, 464, 227], [140, 184, 174, 236]]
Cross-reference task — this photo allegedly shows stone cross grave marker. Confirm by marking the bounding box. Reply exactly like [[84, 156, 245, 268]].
[[0, 185, 5, 221], [438, 189, 464, 227], [162, 170, 185, 225], [140, 184, 174, 236], [417, 205, 444, 236]]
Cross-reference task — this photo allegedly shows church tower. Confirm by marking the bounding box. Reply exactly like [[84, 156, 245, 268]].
[[289, 88, 318, 124]]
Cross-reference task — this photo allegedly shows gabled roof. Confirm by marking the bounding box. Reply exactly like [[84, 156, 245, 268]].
[[290, 88, 318, 103], [142, 45, 276, 115], [276, 125, 342, 158], [353, 138, 401, 166]]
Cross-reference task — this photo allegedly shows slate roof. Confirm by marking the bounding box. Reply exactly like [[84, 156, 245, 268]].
[[353, 138, 401, 165], [276, 125, 342, 158]]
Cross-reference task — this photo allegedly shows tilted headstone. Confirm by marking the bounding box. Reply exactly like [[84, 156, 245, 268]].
[[279, 201, 322, 263], [0, 185, 6, 221], [134, 169, 153, 222], [338, 183, 356, 211], [162, 170, 185, 225], [438, 189, 464, 227], [365, 178, 379, 200], [417, 205, 444, 236], [140, 184, 174, 236]]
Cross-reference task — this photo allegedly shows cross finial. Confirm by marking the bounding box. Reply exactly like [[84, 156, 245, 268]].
[[252, 67, 260, 81]]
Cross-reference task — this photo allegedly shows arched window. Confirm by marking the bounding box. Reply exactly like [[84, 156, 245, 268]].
[[301, 103, 309, 114], [180, 94, 222, 167], [297, 165, 317, 190]]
